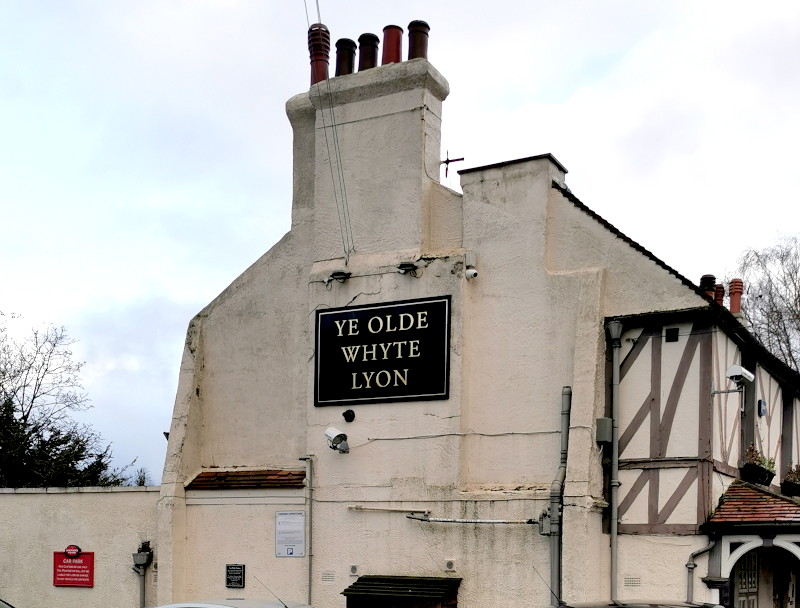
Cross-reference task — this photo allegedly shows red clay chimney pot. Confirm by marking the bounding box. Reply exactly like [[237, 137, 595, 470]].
[[335, 38, 357, 76], [699, 274, 716, 299], [382, 25, 403, 65], [308, 23, 331, 85], [358, 33, 379, 71], [729, 278, 744, 314], [408, 20, 430, 60], [714, 283, 725, 306]]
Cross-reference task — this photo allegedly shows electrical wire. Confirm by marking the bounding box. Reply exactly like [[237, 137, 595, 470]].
[[339, 430, 560, 451], [302, 0, 355, 263]]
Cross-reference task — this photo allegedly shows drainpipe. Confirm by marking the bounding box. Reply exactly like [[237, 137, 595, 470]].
[[549, 386, 572, 606], [299, 456, 315, 605], [686, 540, 715, 603], [607, 320, 623, 602], [132, 541, 153, 608]]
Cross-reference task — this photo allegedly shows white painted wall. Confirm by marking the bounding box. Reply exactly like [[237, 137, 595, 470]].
[[0, 487, 159, 608], [155, 56, 714, 608]]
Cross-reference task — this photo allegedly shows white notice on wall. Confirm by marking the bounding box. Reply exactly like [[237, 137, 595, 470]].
[[275, 511, 306, 557]]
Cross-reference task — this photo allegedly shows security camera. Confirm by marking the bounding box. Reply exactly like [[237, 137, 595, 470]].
[[726, 365, 755, 385], [325, 427, 349, 453], [465, 268, 478, 279]]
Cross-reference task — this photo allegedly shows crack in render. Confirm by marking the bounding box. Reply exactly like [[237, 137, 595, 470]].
[[346, 289, 381, 306]]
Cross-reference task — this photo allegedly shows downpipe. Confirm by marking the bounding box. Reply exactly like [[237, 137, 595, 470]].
[[132, 541, 153, 608], [607, 320, 623, 602], [299, 456, 315, 606], [686, 540, 715, 603], [547, 386, 572, 606]]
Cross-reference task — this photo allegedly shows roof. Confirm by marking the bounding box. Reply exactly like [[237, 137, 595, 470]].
[[342, 576, 461, 599], [185, 469, 305, 490], [458, 152, 568, 176], [548, 181, 800, 394], [551, 180, 706, 299], [702, 479, 800, 532]]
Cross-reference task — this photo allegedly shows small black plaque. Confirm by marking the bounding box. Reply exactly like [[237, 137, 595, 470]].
[[315, 296, 451, 406], [226, 564, 245, 589]]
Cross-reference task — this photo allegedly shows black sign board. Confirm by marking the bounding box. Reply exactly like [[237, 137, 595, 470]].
[[315, 296, 451, 406], [226, 564, 245, 589]]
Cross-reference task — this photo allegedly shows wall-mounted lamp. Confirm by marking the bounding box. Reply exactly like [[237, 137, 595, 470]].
[[328, 271, 351, 283], [325, 427, 349, 453], [397, 262, 419, 276]]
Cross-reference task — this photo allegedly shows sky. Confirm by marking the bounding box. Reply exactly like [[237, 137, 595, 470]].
[[2, 1, 799, 483]]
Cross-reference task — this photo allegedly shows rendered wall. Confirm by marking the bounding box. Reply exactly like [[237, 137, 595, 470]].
[[0, 487, 159, 608], [159, 57, 715, 608]]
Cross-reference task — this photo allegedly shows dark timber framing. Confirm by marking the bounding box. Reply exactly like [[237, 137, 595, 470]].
[[616, 318, 713, 535]]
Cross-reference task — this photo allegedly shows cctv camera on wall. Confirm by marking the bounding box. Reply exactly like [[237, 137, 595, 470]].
[[726, 365, 755, 386], [325, 427, 349, 453]]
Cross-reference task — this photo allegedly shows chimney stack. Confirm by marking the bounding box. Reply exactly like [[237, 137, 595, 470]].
[[287, 17, 449, 259], [308, 23, 331, 85]]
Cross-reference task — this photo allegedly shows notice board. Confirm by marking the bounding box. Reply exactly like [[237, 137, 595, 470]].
[[53, 551, 94, 587]]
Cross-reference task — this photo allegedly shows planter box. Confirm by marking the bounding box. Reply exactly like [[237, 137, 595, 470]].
[[781, 479, 800, 497], [739, 462, 775, 486]]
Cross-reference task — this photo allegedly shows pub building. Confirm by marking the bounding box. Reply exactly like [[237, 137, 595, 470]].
[[3, 17, 800, 608]]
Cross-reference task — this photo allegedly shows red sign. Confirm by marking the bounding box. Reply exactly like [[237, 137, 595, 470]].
[[53, 550, 94, 587], [64, 544, 81, 558]]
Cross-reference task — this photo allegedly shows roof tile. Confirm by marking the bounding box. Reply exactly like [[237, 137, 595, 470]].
[[708, 480, 800, 524], [185, 469, 305, 490]]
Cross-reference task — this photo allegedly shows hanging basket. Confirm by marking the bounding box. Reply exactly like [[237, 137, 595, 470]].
[[739, 462, 775, 486]]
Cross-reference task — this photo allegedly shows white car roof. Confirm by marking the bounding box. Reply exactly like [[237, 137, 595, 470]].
[[157, 601, 314, 608]]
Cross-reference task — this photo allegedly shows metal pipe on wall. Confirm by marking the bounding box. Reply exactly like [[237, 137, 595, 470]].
[[549, 386, 572, 606], [299, 456, 315, 605], [132, 541, 153, 608], [607, 320, 623, 602], [686, 540, 716, 603]]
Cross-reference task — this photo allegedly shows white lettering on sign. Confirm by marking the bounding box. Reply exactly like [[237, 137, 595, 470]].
[[340, 340, 421, 362], [351, 369, 409, 389]]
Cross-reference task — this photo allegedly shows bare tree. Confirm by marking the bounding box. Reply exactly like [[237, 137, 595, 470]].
[[736, 236, 800, 372], [0, 314, 129, 487], [0, 315, 89, 428]]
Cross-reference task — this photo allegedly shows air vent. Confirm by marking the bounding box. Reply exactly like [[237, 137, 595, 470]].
[[623, 577, 641, 588], [321, 571, 336, 582]]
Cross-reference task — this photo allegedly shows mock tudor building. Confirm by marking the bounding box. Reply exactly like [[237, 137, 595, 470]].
[[3, 18, 800, 608], [154, 19, 800, 608]]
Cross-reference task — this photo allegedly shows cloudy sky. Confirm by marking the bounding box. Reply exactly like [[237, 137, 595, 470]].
[[2, 1, 799, 482]]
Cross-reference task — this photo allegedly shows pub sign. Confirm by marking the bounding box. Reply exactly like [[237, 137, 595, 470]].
[[315, 296, 450, 406]]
